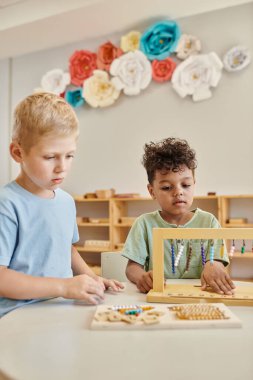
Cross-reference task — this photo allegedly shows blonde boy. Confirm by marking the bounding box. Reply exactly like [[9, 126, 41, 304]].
[[0, 92, 123, 317]]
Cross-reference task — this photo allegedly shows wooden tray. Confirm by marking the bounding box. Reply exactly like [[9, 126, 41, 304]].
[[91, 303, 241, 330], [147, 283, 253, 306]]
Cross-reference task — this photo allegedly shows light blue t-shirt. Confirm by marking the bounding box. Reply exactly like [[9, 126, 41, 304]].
[[0, 181, 79, 317]]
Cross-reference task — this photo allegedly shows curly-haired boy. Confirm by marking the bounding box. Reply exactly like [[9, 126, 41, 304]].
[[122, 137, 235, 295]]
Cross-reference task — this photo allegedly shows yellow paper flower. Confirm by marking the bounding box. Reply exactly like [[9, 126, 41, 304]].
[[120, 31, 141, 52], [83, 70, 120, 108]]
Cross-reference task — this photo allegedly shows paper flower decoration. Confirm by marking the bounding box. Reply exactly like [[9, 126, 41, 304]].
[[40, 69, 70, 95], [97, 41, 123, 72], [140, 20, 181, 61], [171, 52, 223, 102], [152, 58, 177, 83], [223, 45, 251, 72], [65, 88, 85, 108], [69, 50, 97, 86], [82, 70, 120, 108], [120, 31, 141, 52], [110, 50, 152, 96], [176, 34, 201, 60]]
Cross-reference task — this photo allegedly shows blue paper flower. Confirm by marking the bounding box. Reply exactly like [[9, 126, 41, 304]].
[[65, 88, 85, 108], [140, 20, 181, 61]]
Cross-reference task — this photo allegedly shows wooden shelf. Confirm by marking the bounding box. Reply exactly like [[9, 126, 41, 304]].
[[224, 223, 253, 228], [230, 252, 253, 259], [74, 197, 110, 202], [77, 223, 110, 227], [76, 246, 112, 253], [114, 223, 133, 227]]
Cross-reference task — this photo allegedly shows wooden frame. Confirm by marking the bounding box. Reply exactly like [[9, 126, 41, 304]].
[[147, 228, 253, 306]]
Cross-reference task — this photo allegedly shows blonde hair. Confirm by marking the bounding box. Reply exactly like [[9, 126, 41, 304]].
[[12, 92, 79, 152]]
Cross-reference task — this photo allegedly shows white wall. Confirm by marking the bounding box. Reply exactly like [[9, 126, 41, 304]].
[[3, 2, 253, 196], [0, 58, 11, 185]]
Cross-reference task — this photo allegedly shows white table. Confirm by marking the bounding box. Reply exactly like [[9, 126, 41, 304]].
[[0, 280, 253, 380]]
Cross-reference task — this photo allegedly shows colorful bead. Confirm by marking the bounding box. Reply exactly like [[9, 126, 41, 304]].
[[200, 240, 206, 266], [229, 239, 235, 257], [241, 240, 245, 254], [220, 241, 224, 259], [185, 241, 193, 272], [209, 240, 214, 265], [175, 240, 184, 267], [171, 240, 175, 274]]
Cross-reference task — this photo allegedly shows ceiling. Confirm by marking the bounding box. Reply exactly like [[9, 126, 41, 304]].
[[0, 0, 252, 59]]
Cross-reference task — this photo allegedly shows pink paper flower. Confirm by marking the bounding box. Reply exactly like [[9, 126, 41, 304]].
[[69, 50, 97, 86], [152, 58, 177, 83], [97, 41, 123, 71]]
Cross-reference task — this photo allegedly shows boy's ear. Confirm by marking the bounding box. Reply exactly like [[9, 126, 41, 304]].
[[9, 141, 23, 163], [147, 183, 155, 199]]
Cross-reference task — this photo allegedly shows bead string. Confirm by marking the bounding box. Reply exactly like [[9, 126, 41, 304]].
[[220, 241, 224, 259], [171, 240, 175, 274], [229, 239, 235, 257], [175, 239, 184, 267], [241, 239, 245, 254], [200, 239, 206, 266], [209, 240, 214, 265], [185, 240, 193, 272]]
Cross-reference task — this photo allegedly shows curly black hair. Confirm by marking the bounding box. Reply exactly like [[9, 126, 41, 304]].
[[142, 137, 197, 184]]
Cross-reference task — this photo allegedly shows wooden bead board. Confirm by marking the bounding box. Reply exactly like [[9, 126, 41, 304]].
[[91, 303, 241, 330], [147, 284, 253, 306]]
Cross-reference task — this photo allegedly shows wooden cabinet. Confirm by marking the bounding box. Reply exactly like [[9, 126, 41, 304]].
[[73, 195, 221, 267], [220, 195, 253, 280], [73, 194, 253, 279]]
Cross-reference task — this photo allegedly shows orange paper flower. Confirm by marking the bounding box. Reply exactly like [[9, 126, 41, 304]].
[[152, 58, 177, 83], [69, 50, 97, 86], [97, 41, 123, 71]]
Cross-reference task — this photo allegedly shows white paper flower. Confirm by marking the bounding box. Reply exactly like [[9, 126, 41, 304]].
[[223, 45, 251, 72], [176, 34, 201, 60], [41, 69, 70, 95], [82, 70, 120, 108], [110, 50, 152, 96], [171, 52, 223, 102]]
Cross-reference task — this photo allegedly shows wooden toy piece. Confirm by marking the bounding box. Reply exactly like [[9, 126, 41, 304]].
[[148, 228, 253, 306], [91, 303, 242, 330], [169, 304, 228, 320]]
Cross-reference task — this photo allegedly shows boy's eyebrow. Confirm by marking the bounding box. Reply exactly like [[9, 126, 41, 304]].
[[159, 176, 193, 183], [44, 150, 76, 154]]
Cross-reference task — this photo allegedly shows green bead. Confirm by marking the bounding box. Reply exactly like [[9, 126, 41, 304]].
[[241, 246, 245, 254]]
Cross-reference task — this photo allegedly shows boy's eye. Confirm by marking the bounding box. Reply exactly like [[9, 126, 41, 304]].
[[66, 154, 74, 159], [183, 184, 191, 188], [44, 156, 55, 160], [161, 186, 172, 191]]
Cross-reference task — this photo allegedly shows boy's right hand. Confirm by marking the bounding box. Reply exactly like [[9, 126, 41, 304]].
[[62, 274, 105, 304], [136, 270, 153, 293]]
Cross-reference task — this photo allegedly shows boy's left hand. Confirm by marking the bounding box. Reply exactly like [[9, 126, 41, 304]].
[[97, 276, 125, 292], [201, 261, 235, 295]]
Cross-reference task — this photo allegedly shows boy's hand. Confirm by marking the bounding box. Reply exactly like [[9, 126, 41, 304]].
[[201, 261, 235, 295], [63, 274, 105, 304], [97, 276, 125, 292], [136, 270, 153, 293]]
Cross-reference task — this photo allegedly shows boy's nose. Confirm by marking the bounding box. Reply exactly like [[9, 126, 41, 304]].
[[55, 160, 66, 173], [174, 188, 183, 197]]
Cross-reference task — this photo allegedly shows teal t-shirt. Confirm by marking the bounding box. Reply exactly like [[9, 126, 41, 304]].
[[0, 181, 79, 317], [122, 208, 229, 279]]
